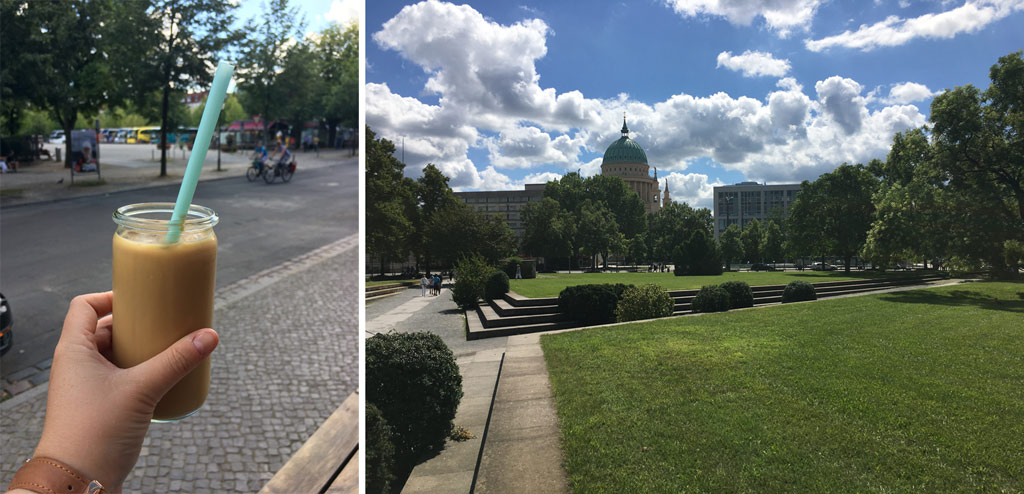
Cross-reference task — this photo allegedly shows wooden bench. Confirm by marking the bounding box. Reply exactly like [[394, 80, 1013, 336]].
[[260, 392, 359, 494]]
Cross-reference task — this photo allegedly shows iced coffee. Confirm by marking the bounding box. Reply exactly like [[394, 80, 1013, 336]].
[[112, 203, 218, 421]]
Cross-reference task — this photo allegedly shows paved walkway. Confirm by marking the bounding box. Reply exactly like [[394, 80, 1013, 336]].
[[1, 144, 355, 207], [0, 236, 359, 492]]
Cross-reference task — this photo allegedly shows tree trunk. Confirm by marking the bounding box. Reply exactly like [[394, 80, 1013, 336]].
[[160, 83, 170, 177], [844, 254, 852, 274]]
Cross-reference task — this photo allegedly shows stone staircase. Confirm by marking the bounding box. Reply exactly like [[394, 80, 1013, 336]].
[[365, 281, 416, 303], [467, 273, 949, 340]]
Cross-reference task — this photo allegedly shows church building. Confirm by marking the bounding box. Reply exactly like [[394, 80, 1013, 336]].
[[600, 117, 670, 213]]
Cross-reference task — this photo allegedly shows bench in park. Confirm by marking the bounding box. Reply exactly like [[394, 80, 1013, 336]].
[[260, 392, 359, 494]]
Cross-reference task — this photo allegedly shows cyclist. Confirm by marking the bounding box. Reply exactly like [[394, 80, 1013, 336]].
[[251, 140, 268, 172]]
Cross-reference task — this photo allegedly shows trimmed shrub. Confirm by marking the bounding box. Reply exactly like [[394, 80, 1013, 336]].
[[690, 285, 731, 313], [782, 280, 817, 303], [484, 270, 510, 300], [615, 284, 674, 322], [366, 332, 463, 466], [366, 403, 395, 494], [451, 255, 491, 310], [558, 283, 632, 325], [720, 281, 754, 309]]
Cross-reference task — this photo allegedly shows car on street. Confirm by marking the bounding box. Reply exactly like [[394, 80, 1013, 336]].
[[750, 263, 777, 271], [810, 262, 836, 271], [0, 293, 12, 357], [47, 130, 65, 144]]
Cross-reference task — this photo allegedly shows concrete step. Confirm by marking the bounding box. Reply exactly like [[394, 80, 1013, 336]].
[[366, 290, 403, 303], [503, 292, 559, 308], [466, 315, 578, 340], [489, 297, 559, 317], [477, 304, 566, 329], [366, 282, 415, 293]]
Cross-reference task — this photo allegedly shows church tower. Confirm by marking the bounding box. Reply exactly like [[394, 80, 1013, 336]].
[[600, 116, 662, 213], [663, 179, 671, 207]]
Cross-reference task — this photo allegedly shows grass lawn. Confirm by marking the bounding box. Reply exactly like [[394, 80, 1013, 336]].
[[366, 279, 417, 287], [541, 281, 1024, 492], [511, 270, 917, 298]]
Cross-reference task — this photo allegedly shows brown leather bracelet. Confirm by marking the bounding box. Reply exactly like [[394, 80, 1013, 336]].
[[8, 457, 106, 494]]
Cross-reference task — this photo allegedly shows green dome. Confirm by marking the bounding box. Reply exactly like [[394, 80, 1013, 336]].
[[602, 135, 648, 165]]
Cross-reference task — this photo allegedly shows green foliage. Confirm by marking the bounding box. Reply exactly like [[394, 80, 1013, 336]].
[[315, 22, 359, 133], [503, 257, 523, 278], [719, 224, 742, 270], [366, 127, 414, 274], [484, 270, 510, 300], [719, 281, 754, 309], [451, 255, 492, 310], [366, 332, 463, 466], [615, 284, 674, 322], [558, 284, 632, 326], [427, 202, 515, 267], [690, 285, 731, 313], [366, 403, 395, 494], [578, 200, 620, 269], [1004, 240, 1024, 274], [741, 219, 763, 263], [762, 221, 784, 265], [521, 197, 575, 261], [673, 230, 723, 276], [782, 281, 817, 303], [651, 202, 715, 263]]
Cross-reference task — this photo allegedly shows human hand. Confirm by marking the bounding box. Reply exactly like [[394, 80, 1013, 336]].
[[19, 292, 219, 492]]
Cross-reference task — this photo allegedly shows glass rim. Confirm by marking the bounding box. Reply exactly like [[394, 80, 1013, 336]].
[[113, 202, 218, 232]]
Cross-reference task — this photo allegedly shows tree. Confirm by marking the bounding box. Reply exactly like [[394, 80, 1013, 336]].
[[236, 0, 304, 144], [144, 0, 239, 176], [414, 164, 459, 271], [576, 200, 619, 270], [5, 1, 150, 168], [585, 174, 648, 238], [274, 41, 322, 143], [427, 203, 514, 267], [740, 218, 763, 264], [762, 220, 784, 267], [673, 229, 722, 276], [719, 224, 742, 271], [366, 126, 413, 275], [315, 22, 359, 146], [789, 164, 877, 273], [649, 202, 714, 264], [521, 198, 574, 263]]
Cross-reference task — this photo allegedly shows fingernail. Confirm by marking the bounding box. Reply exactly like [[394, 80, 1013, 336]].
[[192, 329, 216, 355]]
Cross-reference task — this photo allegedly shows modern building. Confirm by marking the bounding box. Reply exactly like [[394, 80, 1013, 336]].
[[455, 183, 547, 240], [601, 117, 666, 214], [713, 181, 802, 240]]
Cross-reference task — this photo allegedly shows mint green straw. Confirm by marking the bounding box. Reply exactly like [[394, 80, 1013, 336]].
[[166, 61, 234, 243]]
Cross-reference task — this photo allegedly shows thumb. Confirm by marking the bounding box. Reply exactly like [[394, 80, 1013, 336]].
[[130, 328, 219, 402]]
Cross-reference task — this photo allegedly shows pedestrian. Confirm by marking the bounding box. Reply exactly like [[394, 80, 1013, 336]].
[[421, 274, 429, 297], [434, 274, 441, 295], [5, 292, 219, 493], [515, 264, 522, 279]]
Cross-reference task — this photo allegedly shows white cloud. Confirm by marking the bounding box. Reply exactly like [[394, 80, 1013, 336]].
[[885, 82, 940, 104], [664, 0, 823, 37], [805, 0, 1024, 52], [325, 0, 361, 25], [716, 50, 792, 78], [665, 172, 718, 209], [368, 1, 928, 190]]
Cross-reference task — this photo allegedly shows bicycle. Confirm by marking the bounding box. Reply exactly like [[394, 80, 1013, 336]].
[[246, 158, 266, 182], [263, 158, 295, 184]]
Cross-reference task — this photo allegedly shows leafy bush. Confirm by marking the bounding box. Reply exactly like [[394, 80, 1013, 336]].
[[672, 230, 723, 276], [366, 332, 463, 466], [690, 285, 731, 313], [503, 257, 523, 278], [720, 281, 754, 309], [782, 281, 817, 303], [451, 255, 491, 310], [366, 403, 395, 494], [558, 283, 632, 325], [615, 284, 674, 322], [484, 270, 510, 300]]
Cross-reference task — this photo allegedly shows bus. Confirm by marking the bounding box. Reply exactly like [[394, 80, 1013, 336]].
[[136, 126, 161, 144], [124, 128, 142, 144]]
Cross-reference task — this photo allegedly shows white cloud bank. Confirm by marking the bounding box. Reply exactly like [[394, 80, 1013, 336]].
[[325, 0, 361, 25], [664, 0, 823, 37], [716, 50, 792, 77], [886, 82, 940, 104], [805, 0, 1024, 51], [367, 0, 931, 206]]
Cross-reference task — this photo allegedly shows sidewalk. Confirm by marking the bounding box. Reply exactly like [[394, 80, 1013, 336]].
[[0, 143, 357, 207], [0, 235, 359, 493]]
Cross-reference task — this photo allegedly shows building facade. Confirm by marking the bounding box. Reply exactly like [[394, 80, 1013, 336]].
[[455, 183, 546, 240], [601, 118, 664, 214], [713, 182, 802, 240]]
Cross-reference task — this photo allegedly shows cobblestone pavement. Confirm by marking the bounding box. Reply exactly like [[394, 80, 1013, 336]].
[[0, 239, 358, 492]]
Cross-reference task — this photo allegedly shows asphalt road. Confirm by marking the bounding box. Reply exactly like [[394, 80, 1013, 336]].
[[0, 162, 357, 377]]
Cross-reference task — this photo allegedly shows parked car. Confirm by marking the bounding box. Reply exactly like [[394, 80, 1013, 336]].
[[810, 262, 836, 271], [1, 293, 12, 357], [750, 263, 777, 271], [47, 130, 65, 144]]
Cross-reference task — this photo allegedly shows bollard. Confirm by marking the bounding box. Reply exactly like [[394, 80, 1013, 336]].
[[55, 147, 61, 162]]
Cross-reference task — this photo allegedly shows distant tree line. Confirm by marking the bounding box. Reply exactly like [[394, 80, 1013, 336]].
[[1, 0, 358, 175]]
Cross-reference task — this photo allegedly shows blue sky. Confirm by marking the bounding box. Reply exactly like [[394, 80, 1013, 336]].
[[234, 0, 359, 34], [366, 0, 1024, 208]]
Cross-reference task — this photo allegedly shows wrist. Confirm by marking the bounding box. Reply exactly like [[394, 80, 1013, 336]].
[[32, 443, 123, 493]]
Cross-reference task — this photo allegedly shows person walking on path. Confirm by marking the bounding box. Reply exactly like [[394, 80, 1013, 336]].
[[515, 265, 522, 279], [421, 274, 429, 297]]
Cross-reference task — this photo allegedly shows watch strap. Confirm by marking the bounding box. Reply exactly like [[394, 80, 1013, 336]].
[[8, 457, 105, 494]]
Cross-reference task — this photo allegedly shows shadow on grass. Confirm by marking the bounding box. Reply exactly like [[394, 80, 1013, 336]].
[[878, 288, 1024, 313]]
